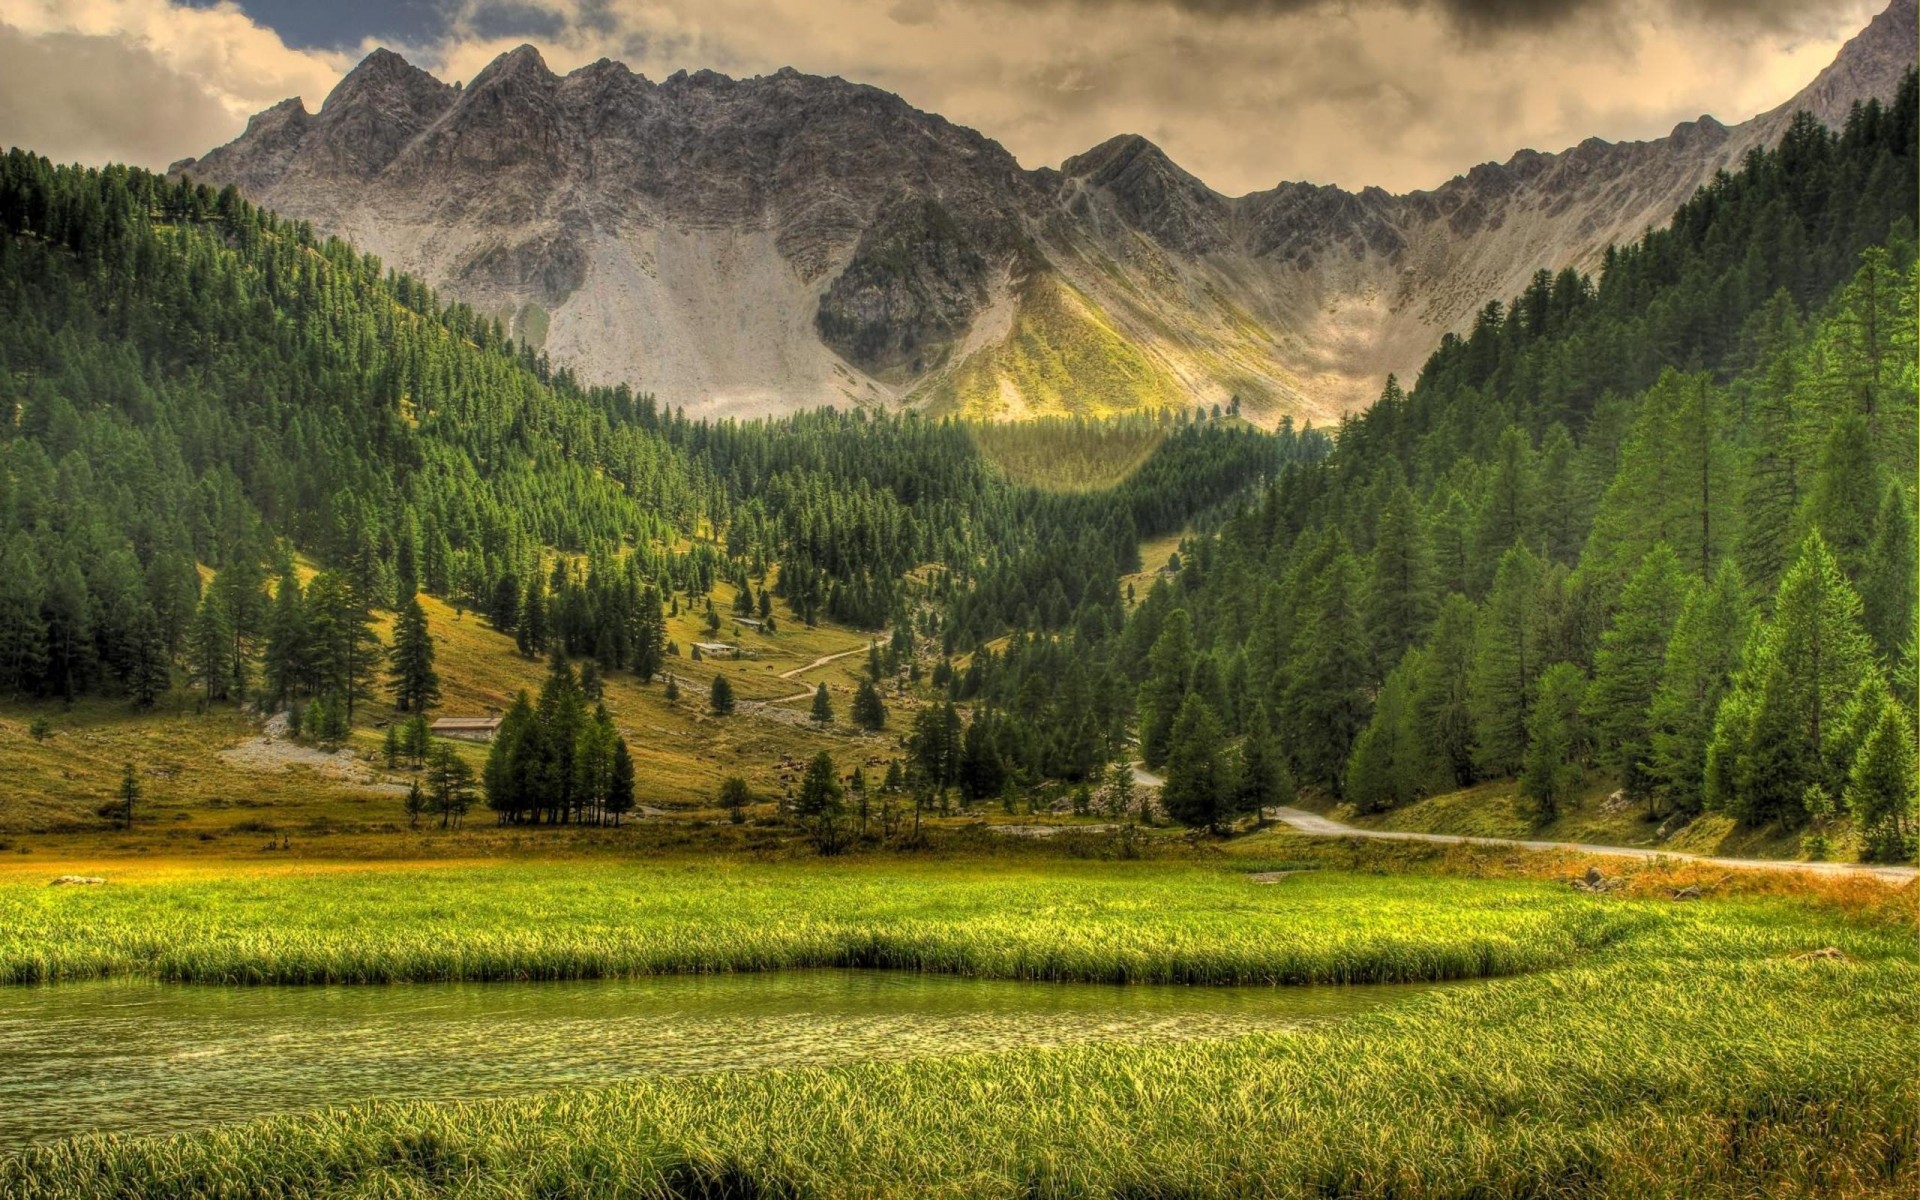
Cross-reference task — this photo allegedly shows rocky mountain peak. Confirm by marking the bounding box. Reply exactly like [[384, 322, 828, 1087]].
[[171, 3, 1913, 423]]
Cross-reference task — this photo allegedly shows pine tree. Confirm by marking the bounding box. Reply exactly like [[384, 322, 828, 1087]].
[[0, 533, 48, 694], [1161, 692, 1231, 832], [795, 751, 846, 854], [388, 596, 440, 713], [1346, 650, 1429, 813], [123, 604, 170, 710], [1233, 703, 1289, 819], [810, 682, 834, 725], [1414, 593, 1479, 787], [1137, 609, 1194, 769], [262, 572, 308, 705], [484, 691, 537, 824], [1365, 483, 1436, 671], [115, 761, 140, 829], [1859, 484, 1916, 658], [1800, 413, 1879, 583], [1470, 543, 1545, 777], [1844, 695, 1916, 861], [1471, 427, 1534, 589], [306, 570, 382, 726], [709, 673, 735, 716], [426, 743, 476, 829], [1520, 663, 1587, 823], [1584, 543, 1688, 807], [1648, 560, 1752, 815], [189, 588, 235, 703], [852, 679, 888, 731], [1279, 547, 1372, 794], [1706, 532, 1878, 825], [605, 737, 636, 826]]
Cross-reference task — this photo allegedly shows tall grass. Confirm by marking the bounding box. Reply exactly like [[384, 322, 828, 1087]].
[[4, 897, 1913, 1198], [0, 861, 1632, 986], [2, 859, 1912, 1197]]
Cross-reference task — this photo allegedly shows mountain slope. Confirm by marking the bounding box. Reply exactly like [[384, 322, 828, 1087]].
[[172, 1, 1917, 424]]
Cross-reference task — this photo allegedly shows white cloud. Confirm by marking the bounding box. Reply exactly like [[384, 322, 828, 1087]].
[[0, 0, 350, 167]]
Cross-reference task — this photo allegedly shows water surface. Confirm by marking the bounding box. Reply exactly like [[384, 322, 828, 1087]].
[[0, 971, 1437, 1144]]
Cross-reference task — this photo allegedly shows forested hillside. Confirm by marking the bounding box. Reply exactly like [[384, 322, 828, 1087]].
[[951, 82, 1919, 859], [0, 151, 1312, 715]]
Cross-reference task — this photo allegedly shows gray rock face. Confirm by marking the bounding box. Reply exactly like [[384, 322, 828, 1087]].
[[171, 1, 1915, 422]]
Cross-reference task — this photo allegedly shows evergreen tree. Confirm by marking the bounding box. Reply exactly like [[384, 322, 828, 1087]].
[[426, 743, 476, 829], [1346, 650, 1430, 813], [795, 751, 846, 854], [1470, 543, 1545, 777], [262, 573, 308, 705], [1844, 695, 1916, 861], [1707, 533, 1878, 825], [1279, 547, 1372, 794], [306, 570, 382, 726], [388, 596, 440, 713], [852, 679, 888, 730], [115, 761, 140, 830], [1859, 484, 1916, 657], [189, 588, 235, 703], [123, 605, 170, 710], [1161, 692, 1231, 831], [709, 673, 735, 716], [1366, 483, 1436, 670], [1413, 594, 1479, 787], [1648, 560, 1752, 814], [1584, 543, 1688, 806], [811, 682, 834, 725], [1520, 663, 1587, 823], [605, 737, 636, 826], [1137, 609, 1194, 769], [1232, 703, 1289, 818], [1800, 413, 1879, 582]]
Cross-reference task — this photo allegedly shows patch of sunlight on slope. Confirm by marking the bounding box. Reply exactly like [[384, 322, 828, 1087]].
[[920, 274, 1187, 420], [966, 419, 1169, 492]]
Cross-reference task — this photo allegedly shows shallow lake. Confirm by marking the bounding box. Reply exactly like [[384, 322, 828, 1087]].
[[0, 970, 1440, 1145]]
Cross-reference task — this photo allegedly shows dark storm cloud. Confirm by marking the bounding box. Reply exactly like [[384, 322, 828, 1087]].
[[1062, 0, 1843, 36]]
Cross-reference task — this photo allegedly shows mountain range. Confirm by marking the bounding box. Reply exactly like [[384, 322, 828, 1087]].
[[172, 0, 1918, 424]]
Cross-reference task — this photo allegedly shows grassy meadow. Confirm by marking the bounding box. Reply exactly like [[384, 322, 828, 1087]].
[[0, 575, 896, 841], [0, 845, 1913, 1197]]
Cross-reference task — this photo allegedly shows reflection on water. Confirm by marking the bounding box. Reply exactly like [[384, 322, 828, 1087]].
[[0, 971, 1437, 1144]]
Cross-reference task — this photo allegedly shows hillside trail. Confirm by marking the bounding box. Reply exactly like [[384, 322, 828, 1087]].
[[1266, 806, 1918, 883], [778, 646, 868, 680]]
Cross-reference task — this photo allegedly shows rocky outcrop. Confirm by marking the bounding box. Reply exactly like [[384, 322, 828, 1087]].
[[171, 2, 1915, 422]]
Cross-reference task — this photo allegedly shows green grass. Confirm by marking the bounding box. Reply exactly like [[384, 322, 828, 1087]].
[[1317, 777, 1850, 862], [0, 859, 1627, 986], [0, 857, 1912, 1198]]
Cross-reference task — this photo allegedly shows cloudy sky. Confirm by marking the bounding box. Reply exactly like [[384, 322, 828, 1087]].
[[0, 0, 1888, 194]]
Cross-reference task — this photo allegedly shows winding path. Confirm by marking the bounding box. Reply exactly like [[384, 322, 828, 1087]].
[[778, 646, 869, 680], [1266, 806, 1919, 883]]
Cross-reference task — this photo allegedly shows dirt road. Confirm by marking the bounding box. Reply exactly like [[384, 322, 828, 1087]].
[[1267, 806, 1918, 883]]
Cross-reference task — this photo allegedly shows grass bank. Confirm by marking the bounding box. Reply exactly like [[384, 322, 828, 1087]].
[[0, 859, 1631, 986], [1, 861, 1912, 1198]]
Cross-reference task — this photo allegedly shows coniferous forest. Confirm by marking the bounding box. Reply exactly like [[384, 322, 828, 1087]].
[[0, 76, 1915, 862]]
